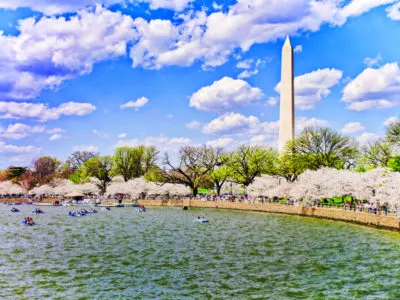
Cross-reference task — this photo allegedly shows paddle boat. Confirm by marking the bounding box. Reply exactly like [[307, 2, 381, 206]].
[[136, 205, 146, 212], [101, 206, 111, 211], [194, 217, 209, 223], [21, 218, 35, 226], [32, 208, 44, 214], [10, 207, 20, 213]]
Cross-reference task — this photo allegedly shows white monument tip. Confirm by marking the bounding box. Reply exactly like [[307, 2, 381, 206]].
[[283, 36, 292, 48]]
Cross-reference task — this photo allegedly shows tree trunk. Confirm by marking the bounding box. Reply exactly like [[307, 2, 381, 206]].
[[192, 187, 198, 196]]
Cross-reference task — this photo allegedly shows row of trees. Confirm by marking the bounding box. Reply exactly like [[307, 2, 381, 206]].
[[0, 119, 399, 196]]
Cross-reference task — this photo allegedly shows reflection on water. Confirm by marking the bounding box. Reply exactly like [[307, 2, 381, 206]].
[[1, 205, 400, 299]]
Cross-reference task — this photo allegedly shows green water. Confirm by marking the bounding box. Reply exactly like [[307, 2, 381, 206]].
[[1, 205, 400, 299]]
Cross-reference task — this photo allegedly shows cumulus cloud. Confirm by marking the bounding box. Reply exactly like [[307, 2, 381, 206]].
[[266, 97, 278, 107], [384, 116, 399, 126], [0, 101, 96, 122], [0, 141, 40, 154], [49, 134, 63, 141], [237, 69, 259, 79], [347, 100, 396, 111], [294, 45, 303, 53], [357, 132, 380, 146], [129, 0, 392, 70], [47, 128, 65, 134], [0, 0, 122, 14], [340, 122, 366, 134], [0, 123, 45, 140], [190, 77, 263, 112], [276, 68, 343, 110], [206, 137, 235, 149], [0, 6, 137, 100], [72, 145, 99, 152], [295, 117, 330, 133], [363, 54, 382, 67], [117, 133, 127, 138], [115, 136, 191, 152], [386, 2, 400, 20], [342, 63, 400, 110], [185, 120, 202, 129], [0, 2, 393, 99], [120, 97, 149, 110], [202, 112, 279, 139]]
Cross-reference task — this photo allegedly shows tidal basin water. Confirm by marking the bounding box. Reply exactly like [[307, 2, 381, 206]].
[[1, 205, 400, 299]]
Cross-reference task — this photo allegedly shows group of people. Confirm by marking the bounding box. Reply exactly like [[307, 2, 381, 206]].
[[23, 217, 34, 224], [68, 208, 97, 216]]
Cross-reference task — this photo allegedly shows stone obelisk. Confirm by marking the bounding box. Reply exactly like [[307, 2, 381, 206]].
[[279, 36, 295, 152]]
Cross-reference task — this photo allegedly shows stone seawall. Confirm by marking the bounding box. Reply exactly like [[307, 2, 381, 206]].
[[138, 199, 400, 231]]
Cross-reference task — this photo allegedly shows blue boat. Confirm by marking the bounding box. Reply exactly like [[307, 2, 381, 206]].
[[194, 217, 209, 223], [21, 220, 35, 226], [10, 208, 20, 213]]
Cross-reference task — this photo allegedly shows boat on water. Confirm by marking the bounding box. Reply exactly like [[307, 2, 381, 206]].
[[194, 217, 209, 223], [136, 206, 146, 212], [10, 208, 20, 213], [32, 208, 44, 214]]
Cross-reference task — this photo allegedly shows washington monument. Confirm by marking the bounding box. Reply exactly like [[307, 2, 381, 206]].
[[279, 36, 295, 152]]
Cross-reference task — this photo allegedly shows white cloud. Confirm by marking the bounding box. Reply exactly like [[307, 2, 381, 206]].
[[202, 112, 279, 139], [347, 100, 396, 111], [118, 133, 127, 138], [363, 54, 382, 67], [384, 116, 399, 126], [386, 2, 400, 20], [186, 120, 202, 129], [212, 2, 223, 10], [92, 130, 109, 138], [0, 2, 393, 99], [190, 77, 263, 112], [139, 0, 193, 11], [340, 122, 365, 134], [0, 123, 45, 139], [266, 97, 278, 107], [237, 69, 259, 79], [0, 6, 137, 100], [115, 136, 191, 152], [47, 128, 65, 134], [129, 0, 392, 70], [295, 117, 330, 134], [206, 137, 235, 149], [276, 68, 343, 110], [49, 134, 63, 141], [72, 145, 99, 152], [0, 101, 96, 121], [357, 132, 380, 146], [342, 63, 400, 110], [120, 97, 149, 110], [0, 141, 40, 154], [236, 59, 253, 69], [294, 45, 303, 53], [0, 0, 122, 14]]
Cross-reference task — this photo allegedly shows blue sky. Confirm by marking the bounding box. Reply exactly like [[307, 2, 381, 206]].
[[0, 0, 399, 168]]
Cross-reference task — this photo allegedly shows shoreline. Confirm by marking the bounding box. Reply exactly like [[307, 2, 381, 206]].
[[138, 199, 400, 231], [2, 198, 399, 231]]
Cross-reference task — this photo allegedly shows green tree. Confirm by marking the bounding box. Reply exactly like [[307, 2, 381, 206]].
[[228, 145, 278, 189], [69, 170, 90, 184], [360, 140, 393, 169], [160, 146, 223, 196], [386, 119, 400, 146], [5, 166, 28, 184], [388, 156, 400, 172], [295, 127, 359, 170], [82, 156, 114, 194], [210, 164, 231, 196], [113, 146, 159, 181], [277, 140, 307, 182]]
